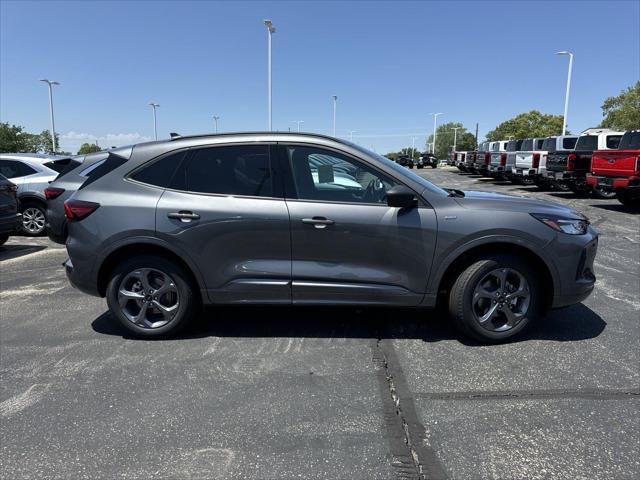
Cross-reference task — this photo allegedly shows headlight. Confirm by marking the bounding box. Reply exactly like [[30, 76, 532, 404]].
[[531, 213, 589, 235]]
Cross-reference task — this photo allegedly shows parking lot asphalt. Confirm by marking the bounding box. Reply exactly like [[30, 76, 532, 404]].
[[1, 167, 638, 480]]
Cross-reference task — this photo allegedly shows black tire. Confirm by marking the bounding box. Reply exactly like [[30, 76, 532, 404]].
[[431, 164, 437, 169], [0, 234, 8, 246], [20, 202, 47, 236], [617, 192, 640, 210], [519, 176, 535, 185], [592, 186, 616, 199], [106, 255, 199, 338], [569, 183, 591, 197], [448, 254, 541, 343]]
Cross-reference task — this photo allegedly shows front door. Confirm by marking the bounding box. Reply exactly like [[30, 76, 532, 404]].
[[280, 144, 437, 306]]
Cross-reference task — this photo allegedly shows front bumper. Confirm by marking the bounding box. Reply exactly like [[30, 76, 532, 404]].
[[547, 228, 598, 309]]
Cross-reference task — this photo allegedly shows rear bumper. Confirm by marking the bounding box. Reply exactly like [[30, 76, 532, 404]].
[[513, 167, 538, 177], [586, 175, 639, 191]]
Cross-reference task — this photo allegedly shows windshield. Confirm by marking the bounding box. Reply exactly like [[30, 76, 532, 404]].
[[344, 141, 448, 196]]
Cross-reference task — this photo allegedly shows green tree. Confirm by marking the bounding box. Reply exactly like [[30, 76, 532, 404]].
[[485, 111, 565, 141], [599, 81, 640, 131], [77, 143, 102, 154], [0, 122, 31, 152], [426, 122, 476, 159]]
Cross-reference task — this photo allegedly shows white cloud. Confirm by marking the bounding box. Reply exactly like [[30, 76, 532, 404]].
[[60, 131, 152, 154]]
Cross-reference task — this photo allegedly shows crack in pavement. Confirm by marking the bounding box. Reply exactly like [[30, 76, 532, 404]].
[[372, 337, 448, 480], [414, 388, 640, 401]]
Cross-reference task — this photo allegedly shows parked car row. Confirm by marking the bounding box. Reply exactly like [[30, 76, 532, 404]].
[[447, 129, 639, 208], [394, 152, 438, 169]]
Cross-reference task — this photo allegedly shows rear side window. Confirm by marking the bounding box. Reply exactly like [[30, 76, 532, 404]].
[[535, 139, 545, 150], [562, 137, 578, 149], [521, 139, 533, 151], [78, 154, 128, 190], [180, 145, 272, 197], [541, 138, 556, 151], [619, 132, 640, 150], [53, 159, 82, 180], [0, 160, 37, 178], [131, 151, 186, 188], [44, 158, 73, 173], [575, 135, 598, 151], [606, 135, 622, 149]]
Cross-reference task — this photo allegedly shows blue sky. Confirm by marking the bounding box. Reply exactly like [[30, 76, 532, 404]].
[[1, 0, 638, 154]]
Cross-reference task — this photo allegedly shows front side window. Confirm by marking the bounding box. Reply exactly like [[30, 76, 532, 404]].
[[183, 145, 272, 197], [287, 146, 398, 204]]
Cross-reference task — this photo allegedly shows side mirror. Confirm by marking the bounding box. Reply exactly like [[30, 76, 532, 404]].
[[386, 185, 418, 208]]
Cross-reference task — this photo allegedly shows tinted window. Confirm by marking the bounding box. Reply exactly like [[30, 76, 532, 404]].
[[78, 154, 128, 190], [0, 160, 37, 178], [575, 135, 598, 151], [53, 159, 82, 180], [131, 151, 186, 188], [541, 138, 556, 151], [619, 132, 640, 150], [44, 158, 73, 173], [521, 139, 533, 151], [562, 137, 578, 149], [287, 146, 398, 204], [535, 139, 545, 149], [606, 135, 622, 149], [184, 145, 272, 197]]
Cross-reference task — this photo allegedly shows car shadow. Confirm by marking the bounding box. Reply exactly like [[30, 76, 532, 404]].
[[589, 203, 638, 214], [0, 244, 46, 262], [91, 303, 606, 346]]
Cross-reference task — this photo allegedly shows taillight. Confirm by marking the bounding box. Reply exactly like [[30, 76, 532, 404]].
[[44, 187, 65, 200], [532, 153, 540, 168], [500, 153, 507, 166], [461, 153, 465, 161], [484, 152, 491, 165], [567, 154, 577, 171], [636, 156, 640, 174], [64, 200, 100, 220]]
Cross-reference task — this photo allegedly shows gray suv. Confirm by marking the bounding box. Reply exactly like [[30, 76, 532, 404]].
[[64, 133, 598, 342]]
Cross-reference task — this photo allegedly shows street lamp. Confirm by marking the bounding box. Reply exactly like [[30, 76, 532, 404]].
[[411, 137, 417, 159], [556, 51, 573, 136], [348, 130, 356, 142], [332, 95, 338, 136], [264, 19, 276, 130], [148, 103, 160, 140], [39, 79, 60, 152], [450, 127, 460, 152], [291, 120, 304, 132], [430, 113, 443, 158], [213, 115, 220, 133]]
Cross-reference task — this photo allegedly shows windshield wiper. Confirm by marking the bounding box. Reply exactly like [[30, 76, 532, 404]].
[[445, 188, 465, 198]]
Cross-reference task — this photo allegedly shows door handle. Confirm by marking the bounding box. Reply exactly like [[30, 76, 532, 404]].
[[301, 216, 335, 228], [167, 211, 200, 222]]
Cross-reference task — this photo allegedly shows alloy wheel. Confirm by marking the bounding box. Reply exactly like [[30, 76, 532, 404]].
[[472, 268, 530, 332], [22, 207, 46, 234], [117, 268, 179, 329]]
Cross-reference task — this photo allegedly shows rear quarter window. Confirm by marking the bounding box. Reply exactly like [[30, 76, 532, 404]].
[[606, 135, 622, 149], [575, 135, 598, 151], [619, 132, 640, 150], [44, 158, 73, 173], [562, 137, 577, 149], [130, 151, 186, 188], [541, 138, 556, 151], [78, 154, 128, 190]]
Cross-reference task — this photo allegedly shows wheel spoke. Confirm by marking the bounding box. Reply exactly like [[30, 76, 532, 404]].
[[155, 278, 177, 297], [478, 303, 499, 323], [133, 302, 149, 325], [473, 286, 494, 300], [506, 283, 529, 300], [118, 289, 144, 307], [502, 306, 522, 328], [152, 300, 177, 320], [496, 269, 507, 293]]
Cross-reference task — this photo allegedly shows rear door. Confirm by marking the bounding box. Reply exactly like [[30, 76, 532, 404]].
[[279, 143, 436, 306], [154, 143, 292, 304]]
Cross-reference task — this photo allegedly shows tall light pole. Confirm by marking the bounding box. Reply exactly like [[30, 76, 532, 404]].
[[332, 95, 338, 136], [148, 103, 160, 140], [264, 19, 276, 131], [411, 137, 417, 158], [348, 130, 356, 142], [430, 113, 443, 158], [291, 120, 304, 132], [213, 115, 220, 133], [451, 127, 460, 152], [556, 51, 573, 136], [39, 79, 60, 152]]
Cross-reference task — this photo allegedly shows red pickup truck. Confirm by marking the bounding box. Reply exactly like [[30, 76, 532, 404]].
[[586, 130, 640, 208]]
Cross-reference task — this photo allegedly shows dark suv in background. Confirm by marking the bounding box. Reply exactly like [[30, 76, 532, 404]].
[[63, 132, 598, 343], [0, 174, 21, 245]]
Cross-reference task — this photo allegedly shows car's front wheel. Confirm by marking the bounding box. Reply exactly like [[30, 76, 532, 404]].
[[592, 186, 616, 199], [106, 255, 199, 338], [448, 255, 541, 343]]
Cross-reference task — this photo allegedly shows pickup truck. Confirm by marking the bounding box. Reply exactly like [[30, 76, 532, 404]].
[[455, 151, 468, 171], [420, 153, 438, 168], [502, 139, 523, 179], [464, 149, 477, 172], [586, 130, 640, 208], [472, 142, 491, 174], [512, 138, 547, 184], [487, 140, 508, 177], [545, 129, 623, 197]]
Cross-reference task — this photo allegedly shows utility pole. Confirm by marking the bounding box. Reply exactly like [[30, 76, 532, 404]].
[[263, 19, 276, 130], [430, 113, 443, 158], [348, 130, 356, 142], [556, 51, 574, 135], [475, 123, 479, 149], [451, 127, 460, 152], [332, 95, 338, 136], [149, 103, 160, 140], [213, 115, 220, 133]]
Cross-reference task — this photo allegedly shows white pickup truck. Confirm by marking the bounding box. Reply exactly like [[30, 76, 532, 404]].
[[455, 151, 468, 171], [503, 139, 523, 179], [512, 138, 547, 184], [513, 136, 579, 185], [487, 140, 509, 177]]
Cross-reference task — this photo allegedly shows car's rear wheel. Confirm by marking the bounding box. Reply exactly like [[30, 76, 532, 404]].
[[592, 186, 616, 199], [617, 191, 639, 210], [448, 255, 541, 343], [21, 202, 46, 236], [106, 255, 198, 338]]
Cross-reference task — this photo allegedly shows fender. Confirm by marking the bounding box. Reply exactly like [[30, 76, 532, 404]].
[[95, 234, 208, 295], [17, 193, 46, 204], [426, 233, 560, 296]]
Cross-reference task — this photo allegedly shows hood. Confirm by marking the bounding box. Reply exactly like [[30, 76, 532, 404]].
[[454, 190, 586, 219]]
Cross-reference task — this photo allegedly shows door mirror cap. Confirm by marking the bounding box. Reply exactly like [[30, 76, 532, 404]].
[[386, 185, 418, 208]]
